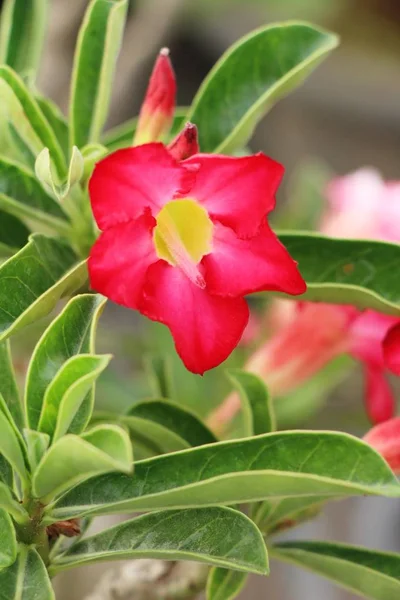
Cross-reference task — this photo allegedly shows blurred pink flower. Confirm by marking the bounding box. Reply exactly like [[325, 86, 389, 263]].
[[364, 417, 400, 474]]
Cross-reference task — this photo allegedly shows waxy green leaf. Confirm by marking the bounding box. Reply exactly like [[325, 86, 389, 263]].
[[0, 236, 86, 344], [227, 369, 275, 436], [0, 0, 48, 76], [207, 567, 248, 600], [0, 546, 55, 600], [188, 22, 338, 153], [50, 507, 268, 577], [0, 210, 29, 256], [25, 294, 105, 430], [70, 0, 128, 148], [0, 341, 23, 429], [0, 509, 17, 568], [49, 431, 399, 521], [0, 66, 66, 176], [35, 96, 69, 159], [272, 541, 400, 600], [23, 429, 49, 471], [0, 482, 27, 521], [0, 409, 26, 483], [33, 424, 133, 501], [279, 233, 400, 316], [39, 354, 111, 440], [252, 496, 325, 534]]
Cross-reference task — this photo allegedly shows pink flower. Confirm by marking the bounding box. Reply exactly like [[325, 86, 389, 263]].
[[364, 417, 400, 474], [88, 144, 306, 374]]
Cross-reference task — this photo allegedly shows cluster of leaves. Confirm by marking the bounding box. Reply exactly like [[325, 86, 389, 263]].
[[0, 1, 400, 599]]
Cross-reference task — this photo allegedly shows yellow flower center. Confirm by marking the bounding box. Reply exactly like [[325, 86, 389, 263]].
[[154, 198, 213, 287]]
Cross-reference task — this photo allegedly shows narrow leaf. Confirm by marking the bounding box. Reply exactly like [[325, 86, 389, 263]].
[[0, 210, 29, 256], [70, 0, 128, 148], [0, 236, 86, 344], [145, 355, 174, 398], [0, 482, 28, 521], [23, 429, 49, 471], [0, 341, 23, 429], [0, 509, 17, 568], [49, 431, 400, 521], [272, 541, 400, 600], [188, 22, 338, 153], [35, 95, 69, 159], [0, 545, 55, 600], [252, 496, 325, 533], [0, 409, 26, 482], [50, 507, 268, 577], [25, 294, 105, 429], [33, 426, 133, 501], [207, 568, 248, 600], [227, 369, 275, 436]]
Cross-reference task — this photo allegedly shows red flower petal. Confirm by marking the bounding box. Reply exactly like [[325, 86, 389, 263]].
[[89, 143, 194, 230], [88, 213, 157, 309], [364, 417, 400, 474], [203, 221, 306, 297], [139, 262, 249, 374], [182, 153, 283, 237], [383, 321, 400, 375], [364, 364, 396, 424]]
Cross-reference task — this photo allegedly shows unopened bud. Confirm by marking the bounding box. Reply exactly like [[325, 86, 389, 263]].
[[35, 147, 58, 197], [133, 48, 176, 145], [35, 146, 84, 200], [167, 122, 199, 161]]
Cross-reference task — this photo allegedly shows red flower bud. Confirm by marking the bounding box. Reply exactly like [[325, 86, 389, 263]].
[[167, 122, 200, 161], [364, 417, 400, 474], [134, 48, 176, 145]]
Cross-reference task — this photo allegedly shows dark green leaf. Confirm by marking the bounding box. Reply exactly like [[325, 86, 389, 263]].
[[0, 546, 55, 600], [227, 369, 275, 436], [7, 123, 36, 171], [0, 210, 29, 256], [35, 96, 69, 159], [188, 22, 338, 153], [0, 0, 48, 76], [0, 456, 13, 487], [25, 294, 104, 429], [70, 0, 128, 148], [207, 567, 248, 600], [0, 509, 17, 568], [272, 541, 400, 600], [49, 431, 400, 521], [0, 341, 23, 429], [50, 507, 268, 577], [0, 236, 86, 344], [33, 425, 133, 501]]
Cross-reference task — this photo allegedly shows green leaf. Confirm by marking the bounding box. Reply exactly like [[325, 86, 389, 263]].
[[6, 123, 36, 171], [70, 0, 128, 148], [0, 409, 26, 483], [39, 354, 111, 440], [278, 233, 400, 315], [49, 431, 400, 521], [50, 507, 268, 577], [227, 369, 275, 437], [188, 22, 338, 153], [0, 341, 23, 429], [0, 210, 29, 256], [102, 108, 188, 151], [0, 509, 17, 568], [145, 355, 174, 398], [0, 66, 66, 177], [0, 156, 69, 232], [252, 496, 325, 534], [0, 456, 13, 487], [0, 0, 48, 76], [33, 425, 133, 501], [35, 96, 69, 159], [207, 568, 248, 600], [271, 541, 400, 600], [23, 429, 49, 471], [0, 236, 86, 343], [25, 294, 104, 429], [0, 546, 55, 600], [126, 399, 217, 448], [0, 482, 28, 521]]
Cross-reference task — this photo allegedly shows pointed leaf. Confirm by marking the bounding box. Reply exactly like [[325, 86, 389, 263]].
[[0, 211, 29, 256], [0, 236, 86, 344], [188, 22, 338, 153], [70, 0, 128, 148], [49, 431, 400, 521], [23, 429, 49, 471], [38, 354, 111, 440], [0, 0, 48, 76], [0, 66, 66, 176], [272, 541, 400, 600], [0, 509, 17, 568], [0, 546, 55, 600], [0, 409, 26, 482], [207, 568, 248, 600], [50, 507, 268, 577], [33, 425, 133, 501], [0, 341, 23, 429], [227, 369, 275, 437], [0, 482, 27, 521], [35, 96, 69, 159], [25, 294, 105, 429], [278, 233, 400, 316]]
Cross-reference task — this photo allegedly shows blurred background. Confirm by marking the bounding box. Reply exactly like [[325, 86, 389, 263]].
[[12, 0, 400, 597]]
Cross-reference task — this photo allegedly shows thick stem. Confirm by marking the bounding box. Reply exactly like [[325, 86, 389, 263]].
[[15, 497, 50, 565]]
